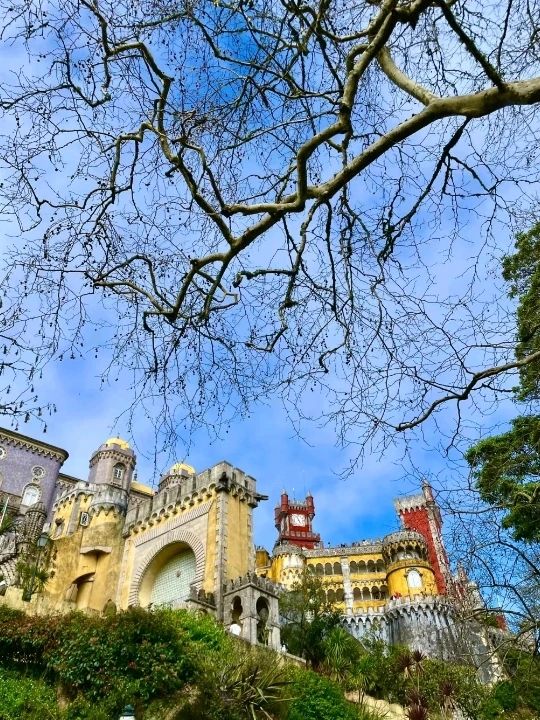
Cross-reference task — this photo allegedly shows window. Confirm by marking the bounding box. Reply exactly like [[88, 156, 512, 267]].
[[407, 570, 422, 589], [113, 464, 125, 482], [0, 447, 6, 459], [32, 465, 45, 480], [21, 484, 40, 506]]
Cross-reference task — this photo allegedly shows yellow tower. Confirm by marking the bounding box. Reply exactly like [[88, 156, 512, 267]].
[[382, 530, 438, 599]]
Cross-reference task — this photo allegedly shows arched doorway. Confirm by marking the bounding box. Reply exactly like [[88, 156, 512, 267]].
[[139, 543, 196, 607]]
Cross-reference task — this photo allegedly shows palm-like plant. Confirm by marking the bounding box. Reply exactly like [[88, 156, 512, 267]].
[[16, 559, 49, 600], [217, 653, 291, 719]]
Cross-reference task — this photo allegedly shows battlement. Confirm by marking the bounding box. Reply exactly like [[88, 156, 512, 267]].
[[123, 461, 263, 532], [223, 572, 280, 597], [382, 530, 426, 547], [305, 540, 383, 557], [394, 493, 426, 515]]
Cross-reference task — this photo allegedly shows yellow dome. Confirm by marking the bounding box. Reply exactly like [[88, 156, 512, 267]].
[[169, 461, 196, 476], [104, 437, 131, 450]]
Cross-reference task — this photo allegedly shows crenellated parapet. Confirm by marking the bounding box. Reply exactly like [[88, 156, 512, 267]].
[[124, 461, 265, 536], [224, 572, 280, 597], [382, 530, 429, 565], [305, 540, 383, 557]]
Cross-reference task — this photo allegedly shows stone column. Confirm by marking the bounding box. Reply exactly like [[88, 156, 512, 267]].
[[341, 556, 354, 615]]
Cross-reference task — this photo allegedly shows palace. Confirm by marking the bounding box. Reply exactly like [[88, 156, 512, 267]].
[[0, 426, 500, 678]]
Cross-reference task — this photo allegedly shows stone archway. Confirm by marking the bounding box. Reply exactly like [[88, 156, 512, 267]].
[[129, 528, 205, 606], [140, 543, 196, 607]]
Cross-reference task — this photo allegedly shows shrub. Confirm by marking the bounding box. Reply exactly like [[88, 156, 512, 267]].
[[356, 640, 406, 702], [0, 668, 59, 720], [49, 607, 197, 708], [0, 606, 60, 672], [285, 666, 360, 720], [166, 608, 231, 653]]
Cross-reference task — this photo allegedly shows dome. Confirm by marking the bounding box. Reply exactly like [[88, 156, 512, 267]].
[[169, 462, 196, 476], [103, 437, 131, 450]]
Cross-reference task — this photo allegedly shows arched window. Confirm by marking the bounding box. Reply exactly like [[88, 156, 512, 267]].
[[327, 589, 336, 603], [353, 587, 361, 601], [362, 587, 371, 601], [333, 562, 342, 575], [307, 564, 315, 574], [372, 587, 380, 600], [407, 570, 422, 589], [256, 597, 270, 644], [376, 559, 385, 572], [315, 563, 324, 576], [336, 588, 344, 602], [231, 596, 243, 623], [324, 562, 333, 575], [358, 561, 367, 573], [113, 463, 125, 482], [349, 561, 358, 574], [380, 586, 388, 599], [21, 484, 40, 506], [367, 560, 375, 573]]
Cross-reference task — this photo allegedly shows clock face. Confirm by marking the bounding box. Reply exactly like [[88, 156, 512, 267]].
[[290, 513, 304, 526]]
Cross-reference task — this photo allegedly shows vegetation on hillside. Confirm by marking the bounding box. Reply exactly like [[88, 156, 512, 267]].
[[0, 603, 538, 720]]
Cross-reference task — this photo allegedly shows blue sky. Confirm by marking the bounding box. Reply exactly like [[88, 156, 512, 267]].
[[0, 3, 527, 558], [8, 334, 515, 553]]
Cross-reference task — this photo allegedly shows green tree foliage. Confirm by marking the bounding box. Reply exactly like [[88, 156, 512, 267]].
[[322, 626, 364, 684], [0, 605, 232, 717], [502, 224, 540, 402], [467, 223, 540, 542], [466, 415, 540, 541], [279, 570, 342, 669]]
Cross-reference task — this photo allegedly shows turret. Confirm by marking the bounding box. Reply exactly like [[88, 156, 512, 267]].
[[88, 438, 135, 490], [87, 437, 136, 514], [274, 492, 320, 550], [382, 530, 438, 599], [394, 482, 451, 594], [158, 462, 196, 493]]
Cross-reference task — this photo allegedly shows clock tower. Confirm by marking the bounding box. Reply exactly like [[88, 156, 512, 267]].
[[274, 492, 321, 549]]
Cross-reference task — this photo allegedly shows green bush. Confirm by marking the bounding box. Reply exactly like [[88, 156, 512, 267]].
[[492, 680, 518, 712], [0, 606, 60, 672], [285, 667, 360, 720], [167, 607, 232, 653], [48, 607, 197, 709], [355, 640, 406, 703], [0, 668, 59, 720]]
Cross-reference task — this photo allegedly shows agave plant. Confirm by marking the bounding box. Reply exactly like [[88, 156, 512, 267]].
[[217, 651, 291, 719], [396, 651, 414, 678], [439, 680, 457, 719], [406, 689, 427, 708]]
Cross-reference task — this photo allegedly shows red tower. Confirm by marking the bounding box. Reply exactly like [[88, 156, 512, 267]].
[[274, 492, 321, 549], [394, 482, 451, 594]]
